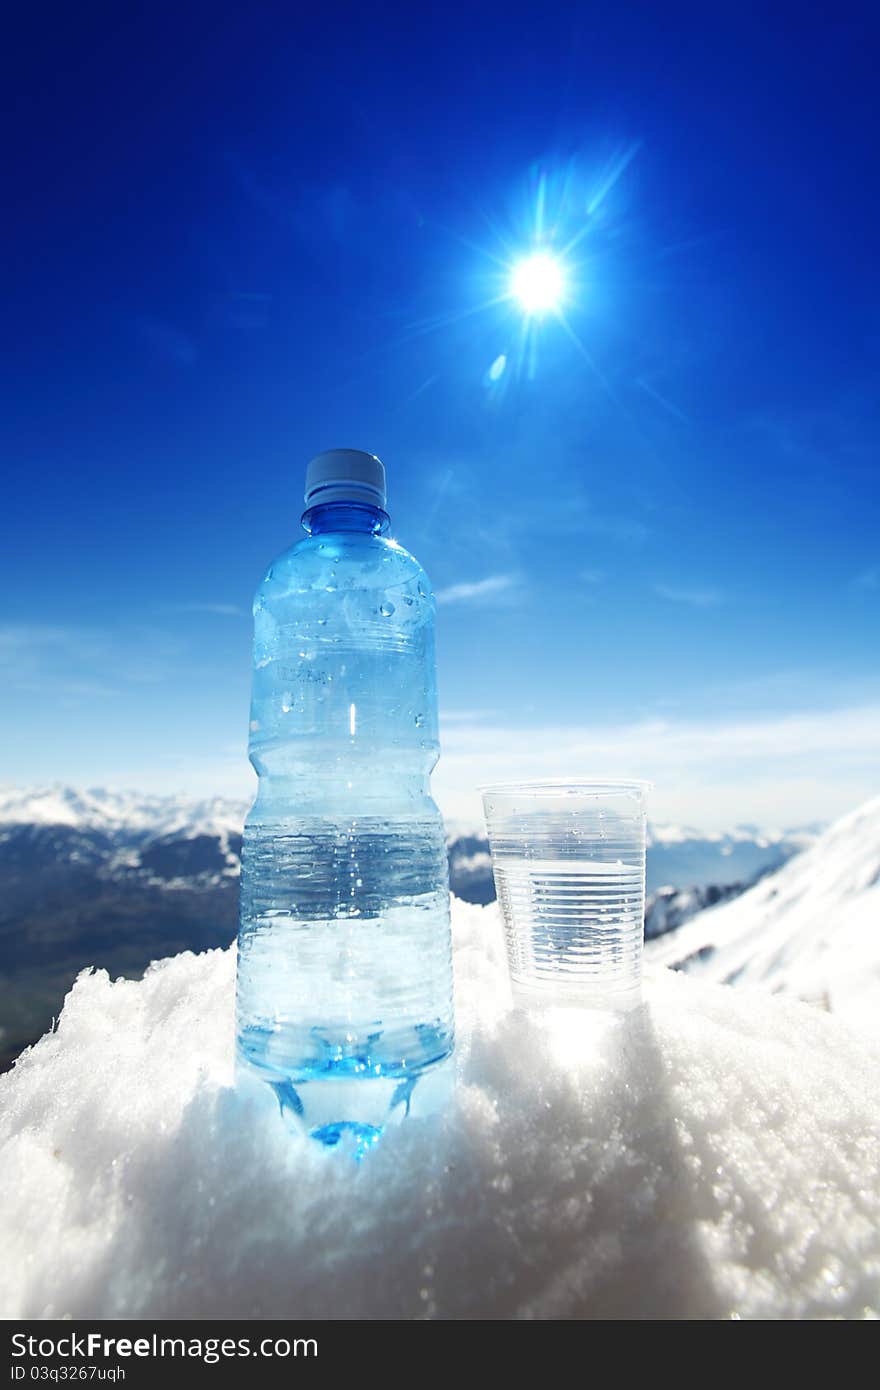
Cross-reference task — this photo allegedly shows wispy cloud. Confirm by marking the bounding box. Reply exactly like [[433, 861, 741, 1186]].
[[0, 623, 183, 700], [435, 573, 521, 605], [433, 704, 880, 829], [0, 624, 112, 673], [654, 583, 723, 608], [164, 602, 245, 617]]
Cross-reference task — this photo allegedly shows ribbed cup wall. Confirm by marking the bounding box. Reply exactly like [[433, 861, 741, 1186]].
[[483, 788, 647, 1007]]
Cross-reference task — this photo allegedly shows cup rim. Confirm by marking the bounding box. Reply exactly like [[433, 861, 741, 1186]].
[[479, 777, 653, 797]]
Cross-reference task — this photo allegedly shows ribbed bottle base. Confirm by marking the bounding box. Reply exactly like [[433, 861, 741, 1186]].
[[236, 1034, 455, 1156]]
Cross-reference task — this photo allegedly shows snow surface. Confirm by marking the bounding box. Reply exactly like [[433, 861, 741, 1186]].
[[648, 797, 880, 1036], [2, 898, 879, 1320]]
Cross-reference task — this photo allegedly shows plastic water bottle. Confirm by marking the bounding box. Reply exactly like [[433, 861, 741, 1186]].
[[235, 449, 455, 1153]]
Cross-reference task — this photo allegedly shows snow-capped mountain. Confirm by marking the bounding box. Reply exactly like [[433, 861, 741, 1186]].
[[644, 881, 746, 939], [0, 785, 815, 896], [0, 786, 245, 886], [644, 821, 816, 893], [0, 785, 243, 849], [648, 796, 880, 1034]]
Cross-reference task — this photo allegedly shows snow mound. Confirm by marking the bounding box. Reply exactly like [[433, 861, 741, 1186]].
[[2, 900, 879, 1320], [648, 796, 880, 1034]]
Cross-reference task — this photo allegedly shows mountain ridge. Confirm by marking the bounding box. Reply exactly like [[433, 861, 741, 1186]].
[[648, 795, 880, 1034]]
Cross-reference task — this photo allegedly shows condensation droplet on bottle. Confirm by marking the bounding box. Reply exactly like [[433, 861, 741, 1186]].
[[414, 713, 424, 727], [380, 601, 395, 617], [326, 578, 337, 592]]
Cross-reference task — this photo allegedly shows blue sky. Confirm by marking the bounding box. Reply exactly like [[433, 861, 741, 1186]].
[[2, 3, 878, 826]]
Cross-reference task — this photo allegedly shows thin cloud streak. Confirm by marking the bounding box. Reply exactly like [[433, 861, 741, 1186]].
[[435, 573, 520, 604], [165, 603, 246, 617], [655, 583, 723, 608]]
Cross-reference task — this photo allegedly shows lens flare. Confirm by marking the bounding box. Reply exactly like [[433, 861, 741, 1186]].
[[509, 252, 565, 315]]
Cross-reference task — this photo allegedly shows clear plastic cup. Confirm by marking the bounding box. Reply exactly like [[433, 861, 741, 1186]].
[[481, 780, 650, 1010]]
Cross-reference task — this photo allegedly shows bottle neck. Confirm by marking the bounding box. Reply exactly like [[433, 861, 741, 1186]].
[[301, 502, 390, 536]]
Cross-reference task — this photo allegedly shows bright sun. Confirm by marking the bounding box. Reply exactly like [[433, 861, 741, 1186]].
[[509, 252, 565, 315]]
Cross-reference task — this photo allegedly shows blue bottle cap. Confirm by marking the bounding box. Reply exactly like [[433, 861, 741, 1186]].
[[304, 449, 387, 510]]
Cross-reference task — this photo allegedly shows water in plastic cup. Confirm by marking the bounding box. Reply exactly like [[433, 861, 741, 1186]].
[[481, 781, 650, 1010]]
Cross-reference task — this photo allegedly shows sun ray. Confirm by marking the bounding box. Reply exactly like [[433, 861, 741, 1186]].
[[463, 196, 522, 262], [559, 142, 642, 258], [554, 310, 619, 404], [513, 312, 531, 382], [635, 377, 691, 424], [534, 170, 547, 241], [585, 141, 642, 218], [432, 219, 513, 271], [397, 372, 442, 409], [394, 292, 511, 345]]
